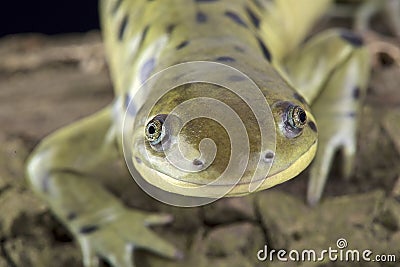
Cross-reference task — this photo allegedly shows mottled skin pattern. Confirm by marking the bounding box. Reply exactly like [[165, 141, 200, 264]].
[[26, 0, 371, 266]]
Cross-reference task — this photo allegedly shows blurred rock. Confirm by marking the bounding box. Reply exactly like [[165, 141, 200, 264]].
[[202, 196, 256, 225], [257, 190, 400, 267]]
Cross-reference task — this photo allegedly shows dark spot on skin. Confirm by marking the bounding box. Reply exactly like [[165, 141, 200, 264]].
[[308, 121, 317, 132], [196, 11, 208, 23], [340, 30, 364, 47], [293, 92, 307, 104], [67, 212, 77, 221], [111, 0, 123, 14], [118, 14, 129, 41], [215, 56, 235, 62], [166, 24, 176, 34], [140, 58, 155, 83], [224, 11, 248, 27], [176, 40, 189, 50], [135, 156, 142, 164], [245, 6, 260, 28], [79, 225, 99, 235], [257, 37, 272, 62], [352, 87, 360, 99], [139, 25, 150, 47], [228, 75, 246, 82]]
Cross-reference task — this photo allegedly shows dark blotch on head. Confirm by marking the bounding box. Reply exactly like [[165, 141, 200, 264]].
[[140, 58, 155, 83], [79, 225, 99, 235], [215, 56, 235, 62], [293, 92, 307, 104], [257, 37, 272, 62], [352, 87, 360, 99], [225, 11, 248, 27], [176, 40, 189, 50], [196, 11, 208, 23], [308, 121, 317, 132], [340, 30, 364, 47], [245, 7, 260, 28], [118, 14, 129, 41]]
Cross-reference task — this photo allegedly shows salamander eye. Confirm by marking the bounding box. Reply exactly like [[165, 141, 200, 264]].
[[283, 105, 307, 138], [145, 115, 166, 145], [288, 105, 307, 129]]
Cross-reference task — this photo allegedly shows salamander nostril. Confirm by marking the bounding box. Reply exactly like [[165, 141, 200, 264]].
[[193, 159, 204, 166], [263, 151, 275, 163]]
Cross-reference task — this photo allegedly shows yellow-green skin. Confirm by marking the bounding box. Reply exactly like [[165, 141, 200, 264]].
[[26, 0, 372, 266]]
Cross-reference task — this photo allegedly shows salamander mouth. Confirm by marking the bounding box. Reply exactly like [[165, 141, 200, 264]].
[[133, 139, 317, 198]]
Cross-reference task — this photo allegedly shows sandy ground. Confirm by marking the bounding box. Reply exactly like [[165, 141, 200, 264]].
[[0, 25, 400, 267]]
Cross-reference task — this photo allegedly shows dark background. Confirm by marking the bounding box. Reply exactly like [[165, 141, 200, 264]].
[[0, 1, 100, 37]]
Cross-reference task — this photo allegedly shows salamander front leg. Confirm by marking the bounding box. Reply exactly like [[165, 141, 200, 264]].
[[26, 108, 181, 267], [284, 30, 370, 205]]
